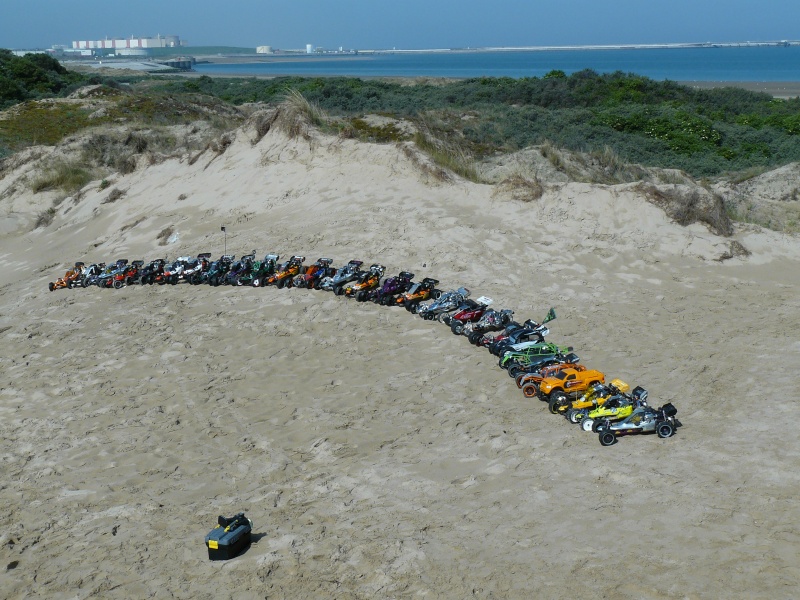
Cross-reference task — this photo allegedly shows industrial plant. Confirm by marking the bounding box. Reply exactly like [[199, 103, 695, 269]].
[[69, 35, 186, 56]]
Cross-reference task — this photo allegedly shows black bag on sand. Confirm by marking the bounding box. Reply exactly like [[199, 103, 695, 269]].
[[205, 513, 253, 560]]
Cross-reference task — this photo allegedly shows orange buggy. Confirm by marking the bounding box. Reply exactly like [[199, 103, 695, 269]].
[[48, 262, 85, 291]]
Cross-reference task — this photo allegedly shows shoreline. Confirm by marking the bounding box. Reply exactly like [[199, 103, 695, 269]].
[[677, 81, 800, 98], [65, 61, 800, 98]]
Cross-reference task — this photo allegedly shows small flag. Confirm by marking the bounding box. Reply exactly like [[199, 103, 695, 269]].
[[221, 226, 226, 232], [542, 307, 557, 324]]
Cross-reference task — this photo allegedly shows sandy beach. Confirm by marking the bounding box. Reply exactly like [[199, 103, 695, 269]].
[[1, 119, 800, 598]]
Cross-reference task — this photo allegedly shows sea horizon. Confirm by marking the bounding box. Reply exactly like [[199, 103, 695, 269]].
[[190, 45, 800, 83]]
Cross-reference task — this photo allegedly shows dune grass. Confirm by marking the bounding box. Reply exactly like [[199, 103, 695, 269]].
[[413, 130, 480, 183], [30, 159, 93, 194]]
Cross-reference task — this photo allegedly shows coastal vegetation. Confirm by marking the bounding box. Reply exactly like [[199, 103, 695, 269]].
[[2, 53, 800, 178], [1, 52, 799, 232], [0, 49, 85, 110], [166, 71, 800, 178]]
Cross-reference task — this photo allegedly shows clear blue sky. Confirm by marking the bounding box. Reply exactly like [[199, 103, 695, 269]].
[[2, 0, 798, 50]]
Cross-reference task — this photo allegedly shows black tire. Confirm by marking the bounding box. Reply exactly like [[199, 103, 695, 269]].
[[656, 421, 675, 438], [450, 321, 464, 335], [567, 409, 583, 424], [191, 273, 202, 285], [48, 282, 55, 292], [522, 384, 538, 399], [335, 285, 345, 296], [277, 278, 286, 289], [599, 431, 616, 446], [113, 280, 124, 289], [432, 290, 442, 300], [548, 391, 568, 414], [507, 365, 520, 379]]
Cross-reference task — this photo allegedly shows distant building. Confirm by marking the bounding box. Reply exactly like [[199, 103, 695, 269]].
[[256, 46, 273, 54], [71, 35, 186, 53], [11, 50, 47, 57]]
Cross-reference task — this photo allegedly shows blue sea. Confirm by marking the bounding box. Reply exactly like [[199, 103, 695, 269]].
[[194, 46, 800, 81]]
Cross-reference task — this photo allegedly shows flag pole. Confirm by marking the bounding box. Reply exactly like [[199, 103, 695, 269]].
[[221, 225, 227, 255]]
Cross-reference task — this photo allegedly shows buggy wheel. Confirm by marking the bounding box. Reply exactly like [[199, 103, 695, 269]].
[[356, 291, 366, 302], [567, 409, 583, 424], [432, 290, 442, 300], [599, 431, 617, 446], [509, 365, 524, 379], [548, 392, 568, 414], [522, 384, 538, 399], [335, 285, 345, 296], [277, 278, 286, 289], [582, 418, 595, 432], [48, 282, 55, 292], [450, 321, 464, 335], [656, 421, 675, 438], [113, 280, 124, 289]]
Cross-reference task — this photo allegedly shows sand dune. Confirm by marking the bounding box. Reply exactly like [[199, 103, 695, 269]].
[[1, 123, 799, 598]]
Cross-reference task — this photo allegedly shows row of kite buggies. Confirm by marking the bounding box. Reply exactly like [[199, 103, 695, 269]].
[[48, 253, 681, 446]]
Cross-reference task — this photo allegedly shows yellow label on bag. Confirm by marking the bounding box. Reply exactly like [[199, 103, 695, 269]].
[[208, 540, 218, 549]]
